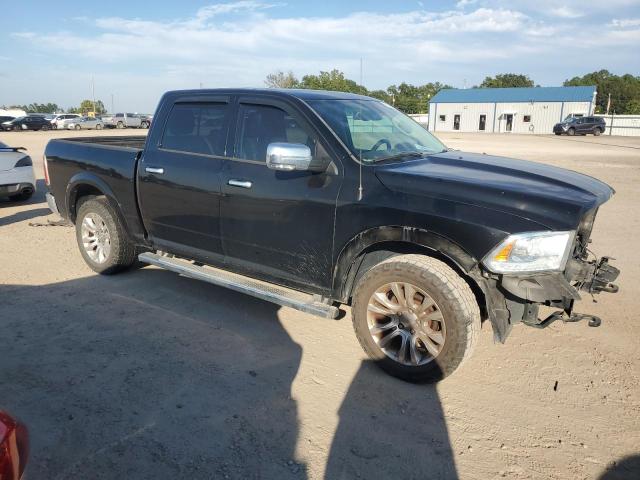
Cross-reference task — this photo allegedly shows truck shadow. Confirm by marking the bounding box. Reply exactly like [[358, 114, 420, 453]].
[[0, 267, 456, 479], [325, 360, 456, 479]]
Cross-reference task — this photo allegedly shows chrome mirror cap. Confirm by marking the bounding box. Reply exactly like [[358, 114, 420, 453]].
[[266, 142, 313, 171]]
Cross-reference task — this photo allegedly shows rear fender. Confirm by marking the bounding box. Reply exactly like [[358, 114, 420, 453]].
[[65, 173, 131, 238]]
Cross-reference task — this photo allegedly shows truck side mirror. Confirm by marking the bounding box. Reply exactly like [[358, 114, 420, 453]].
[[266, 143, 323, 172]]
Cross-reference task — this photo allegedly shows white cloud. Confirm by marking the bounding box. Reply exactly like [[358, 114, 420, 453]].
[[456, 0, 478, 8], [4, 1, 640, 111], [609, 18, 640, 28], [548, 7, 583, 18]]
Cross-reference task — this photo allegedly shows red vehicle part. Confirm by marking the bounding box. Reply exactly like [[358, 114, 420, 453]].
[[0, 412, 28, 480]]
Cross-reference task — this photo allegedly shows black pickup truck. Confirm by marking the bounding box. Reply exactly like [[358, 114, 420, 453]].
[[44, 88, 619, 382]]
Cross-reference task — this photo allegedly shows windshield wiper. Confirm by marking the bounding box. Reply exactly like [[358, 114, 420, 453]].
[[373, 151, 428, 162]]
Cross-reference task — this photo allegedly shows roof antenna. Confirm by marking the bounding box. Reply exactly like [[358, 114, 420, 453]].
[[357, 57, 364, 201]]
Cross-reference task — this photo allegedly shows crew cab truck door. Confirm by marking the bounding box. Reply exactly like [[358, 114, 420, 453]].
[[137, 95, 232, 262], [221, 96, 341, 292]]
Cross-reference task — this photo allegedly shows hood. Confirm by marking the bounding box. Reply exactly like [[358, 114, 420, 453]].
[[374, 151, 614, 231]]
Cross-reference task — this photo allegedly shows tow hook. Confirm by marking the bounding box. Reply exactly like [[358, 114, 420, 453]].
[[523, 310, 602, 329]]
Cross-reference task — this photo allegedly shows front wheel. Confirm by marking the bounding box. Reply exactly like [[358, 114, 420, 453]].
[[594, 127, 602, 136], [96, 123, 103, 130], [75, 124, 81, 130], [567, 127, 575, 136], [75, 197, 137, 274], [351, 254, 480, 383], [116, 121, 124, 129]]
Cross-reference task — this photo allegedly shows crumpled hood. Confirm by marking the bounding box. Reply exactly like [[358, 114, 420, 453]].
[[374, 150, 614, 231]]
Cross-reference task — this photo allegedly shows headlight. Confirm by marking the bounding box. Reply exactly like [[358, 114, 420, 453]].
[[14, 156, 33, 168], [483, 231, 575, 274]]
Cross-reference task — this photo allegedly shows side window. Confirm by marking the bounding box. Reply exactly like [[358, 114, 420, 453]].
[[162, 103, 228, 156], [116, 113, 124, 118], [236, 103, 316, 162]]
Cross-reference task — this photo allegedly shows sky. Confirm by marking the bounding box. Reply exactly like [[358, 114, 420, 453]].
[[1, 0, 639, 112]]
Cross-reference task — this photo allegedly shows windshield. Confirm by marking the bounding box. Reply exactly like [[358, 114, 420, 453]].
[[307, 99, 446, 162]]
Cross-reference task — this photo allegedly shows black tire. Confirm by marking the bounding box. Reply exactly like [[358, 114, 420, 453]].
[[96, 123, 103, 130], [75, 196, 136, 274], [9, 189, 34, 202], [41, 124, 50, 131], [351, 254, 481, 383], [116, 121, 124, 129], [75, 124, 81, 131], [567, 128, 575, 136], [140, 121, 149, 129], [555, 132, 561, 135], [594, 127, 602, 136]]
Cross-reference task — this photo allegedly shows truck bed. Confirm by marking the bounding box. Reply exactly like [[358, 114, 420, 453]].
[[57, 135, 147, 150], [45, 135, 148, 242]]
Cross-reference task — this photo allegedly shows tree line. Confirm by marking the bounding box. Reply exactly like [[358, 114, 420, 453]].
[[266, 69, 640, 114], [4, 70, 639, 116], [1, 99, 107, 115]]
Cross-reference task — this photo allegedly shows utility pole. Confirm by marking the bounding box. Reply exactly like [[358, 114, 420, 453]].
[[91, 75, 96, 116]]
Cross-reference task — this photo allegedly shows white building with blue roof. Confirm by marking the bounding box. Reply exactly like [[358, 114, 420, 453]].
[[428, 86, 597, 134]]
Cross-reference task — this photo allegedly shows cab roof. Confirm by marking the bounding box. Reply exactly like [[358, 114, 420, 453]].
[[164, 88, 374, 102]]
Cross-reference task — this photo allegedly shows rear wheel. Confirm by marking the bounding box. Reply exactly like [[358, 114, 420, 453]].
[[116, 121, 124, 129], [75, 124, 81, 130], [594, 127, 602, 136], [140, 121, 149, 129], [351, 254, 481, 383], [75, 197, 136, 274], [96, 123, 103, 130], [41, 124, 50, 131], [567, 127, 575, 136]]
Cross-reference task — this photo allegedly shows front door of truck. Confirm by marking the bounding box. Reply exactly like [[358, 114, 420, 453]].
[[137, 96, 232, 263], [220, 96, 341, 292]]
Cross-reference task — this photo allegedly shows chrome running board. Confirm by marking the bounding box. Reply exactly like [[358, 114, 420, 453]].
[[138, 252, 340, 319]]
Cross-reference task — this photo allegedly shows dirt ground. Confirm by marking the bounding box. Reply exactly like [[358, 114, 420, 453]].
[[1, 129, 639, 480]]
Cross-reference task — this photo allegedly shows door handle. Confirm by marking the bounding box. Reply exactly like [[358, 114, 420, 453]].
[[228, 179, 252, 189], [145, 167, 164, 174]]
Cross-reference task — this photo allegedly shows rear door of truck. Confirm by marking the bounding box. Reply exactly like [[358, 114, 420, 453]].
[[137, 94, 233, 262]]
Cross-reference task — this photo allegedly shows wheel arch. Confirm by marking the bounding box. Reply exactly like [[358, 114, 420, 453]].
[[66, 174, 129, 236], [332, 226, 485, 308]]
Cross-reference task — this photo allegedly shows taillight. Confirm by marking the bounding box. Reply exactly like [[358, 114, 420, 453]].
[[43, 155, 50, 186]]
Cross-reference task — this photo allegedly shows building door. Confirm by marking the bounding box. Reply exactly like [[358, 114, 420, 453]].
[[453, 114, 461, 131], [479, 115, 486, 131], [505, 114, 513, 132]]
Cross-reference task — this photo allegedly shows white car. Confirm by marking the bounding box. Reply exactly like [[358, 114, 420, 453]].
[[0, 141, 36, 201], [51, 114, 81, 129]]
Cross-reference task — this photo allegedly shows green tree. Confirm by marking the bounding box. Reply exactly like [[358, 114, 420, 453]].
[[77, 99, 107, 115], [298, 69, 367, 95], [564, 70, 640, 114], [479, 73, 535, 88], [385, 82, 450, 114], [265, 70, 299, 88], [7, 102, 61, 113]]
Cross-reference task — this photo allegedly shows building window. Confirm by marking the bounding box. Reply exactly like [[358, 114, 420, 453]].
[[439, 115, 446, 122], [523, 115, 532, 123]]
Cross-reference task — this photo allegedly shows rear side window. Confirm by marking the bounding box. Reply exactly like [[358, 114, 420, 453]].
[[236, 104, 315, 162], [162, 103, 229, 156]]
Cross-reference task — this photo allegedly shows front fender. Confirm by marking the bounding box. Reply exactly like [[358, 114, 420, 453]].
[[332, 225, 479, 302]]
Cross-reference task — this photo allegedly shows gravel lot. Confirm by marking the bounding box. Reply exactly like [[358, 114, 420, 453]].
[[1, 129, 639, 479]]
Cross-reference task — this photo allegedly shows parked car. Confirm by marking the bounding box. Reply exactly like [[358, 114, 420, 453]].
[[0, 140, 36, 201], [101, 113, 144, 129], [44, 88, 620, 383], [1, 115, 51, 131], [0, 411, 29, 480], [553, 116, 606, 136], [50, 114, 81, 129], [66, 116, 104, 130]]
